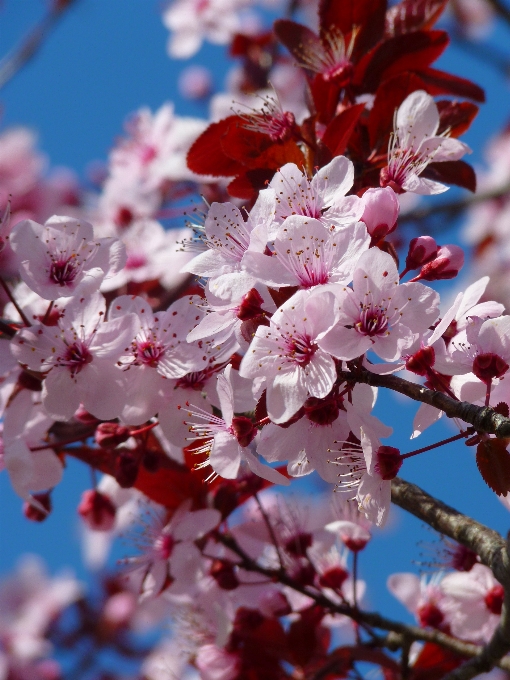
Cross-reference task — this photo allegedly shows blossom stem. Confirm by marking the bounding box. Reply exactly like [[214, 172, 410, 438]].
[[0, 276, 30, 327], [253, 416, 270, 427], [130, 421, 159, 437], [254, 492, 284, 570], [400, 431, 469, 460], [42, 300, 54, 325], [485, 379, 492, 408]]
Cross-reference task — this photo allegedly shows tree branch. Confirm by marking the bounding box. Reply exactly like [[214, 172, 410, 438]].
[[338, 368, 510, 438]]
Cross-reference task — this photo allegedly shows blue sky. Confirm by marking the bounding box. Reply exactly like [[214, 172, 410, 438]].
[[2, 0, 510, 635]]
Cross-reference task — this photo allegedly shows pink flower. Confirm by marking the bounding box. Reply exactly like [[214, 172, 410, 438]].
[[183, 190, 275, 301], [9, 215, 126, 300], [110, 294, 210, 425], [388, 572, 450, 629], [124, 501, 221, 599], [318, 248, 439, 362], [360, 187, 399, 242], [268, 156, 363, 231], [184, 365, 289, 484], [380, 90, 471, 195], [239, 288, 338, 423], [11, 292, 137, 421], [441, 564, 504, 642], [242, 216, 369, 289]]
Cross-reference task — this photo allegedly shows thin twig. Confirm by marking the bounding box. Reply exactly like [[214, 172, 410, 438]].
[[338, 367, 510, 438], [254, 492, 285, 570]]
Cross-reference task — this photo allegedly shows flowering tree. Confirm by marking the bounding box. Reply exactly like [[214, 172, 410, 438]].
[[3, 0, 510, 678]]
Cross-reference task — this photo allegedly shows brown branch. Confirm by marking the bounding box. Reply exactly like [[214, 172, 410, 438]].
[[338, 368, 510, 438], [214, 532, 510, 671], [0, 1, 79, 91]]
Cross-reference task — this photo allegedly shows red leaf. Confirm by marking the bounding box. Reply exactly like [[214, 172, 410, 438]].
[[422, 160, 476, 192], [274, 19, 323, 70], [417, 67, 485, 102], [322, 103, 366, 156], [288, 606, 325, 667], [385, 0, 448, 37], [476, 439, 510, 496], [411, 642, 464, 680], [437, 100, 479, 137], [368, 72, 426, 150], [134, 464, 207, 511], [354, 30, 449, 93], [187, 116, 244, 177], [319, 0, 387, 57], [227, 170, 275, 200]]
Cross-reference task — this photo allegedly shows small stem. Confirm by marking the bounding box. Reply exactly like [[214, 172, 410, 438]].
[[130, 421, 158, 437], [399, 267, 410, 280], [254, 492, 285, 570], [400, 431, 469, 460], [0, 277, 30, 326], [352, 550, 359, 609], [42, 300, 54, 325], [0, 318, 17, 338], [485, 379, 492, 408], [253, 416, 270, 428]]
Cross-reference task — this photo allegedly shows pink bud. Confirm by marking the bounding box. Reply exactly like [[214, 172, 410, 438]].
[[361, 187, 399, 241], [416, 244, 464, 281], [78, 489, 116, 531], [405, 236, 438, 271], [95, 422, 130, 448], [178, 65, 213, 100]]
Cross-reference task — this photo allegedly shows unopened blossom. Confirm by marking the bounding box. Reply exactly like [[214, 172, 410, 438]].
[[360, 187, 399, 242], [9, 215, 126, 300], [380, 90, 471, 194], [268, 156, 363, 232], [11, 292, 137, 421], [239, 288, 338, 423], [183, 365, 289, 484], [110, 294, 209, 425], [182, 190, 275, 300], [318, 248, 440, 362], [242, 216, 369, 289]]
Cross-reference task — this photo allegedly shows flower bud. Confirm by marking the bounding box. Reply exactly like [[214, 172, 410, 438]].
[[374, 446, 402, 480], [405, 236, 438, 271], [485, 584, 504, 615], [361, 187, 399, 241], [24, 492, 52, 522], [319, 566, 349, 591], [114, 449, 139, 488], [405, 346, 435, 376], [473, 353, 509, 383], [95, 422, 130, 448], [210, 560, 239, 590], [416, 244, 464, 281], [78, 489, 116, 531]]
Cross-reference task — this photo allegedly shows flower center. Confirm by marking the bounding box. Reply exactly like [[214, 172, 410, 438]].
[[355, 305, 389, 337], [285, 334, 317, 366], [418, 603, 444, 628], [154, 533, 175, 560], [49, 257, 79, 286], [61, 341, 93, 375], [485, 585, 504, 615], [136, 340, 165, 367]]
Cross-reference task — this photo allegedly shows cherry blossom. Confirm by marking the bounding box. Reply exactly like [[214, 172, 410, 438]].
[[110, 294, 209, 425], [242, 216, 369, 289], [11, 292, 137, 421], [380, 90, 471, 194], [124, 501, 221, 599], [318, 248, 439, 362], [239, 288, 338, 423], [183, 365, 289, 484], [268, 156, 363, 232], [182, 189, 275, 300], [9, 215, 126, 300], [388, 572, 451, 629]]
